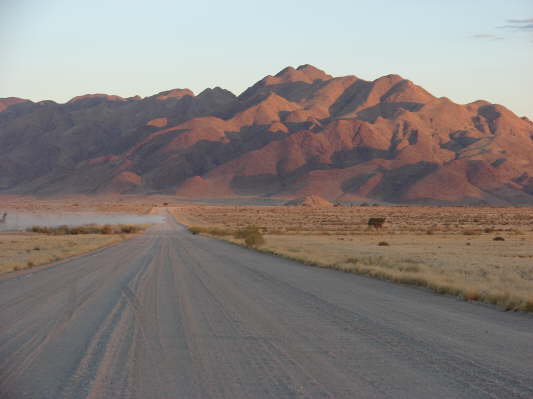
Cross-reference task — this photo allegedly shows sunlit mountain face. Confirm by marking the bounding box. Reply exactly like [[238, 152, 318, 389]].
[[1, 65, 533, 205]]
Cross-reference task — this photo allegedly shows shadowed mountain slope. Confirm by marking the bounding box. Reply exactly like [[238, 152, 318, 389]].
[[1, 65, 532, 204]]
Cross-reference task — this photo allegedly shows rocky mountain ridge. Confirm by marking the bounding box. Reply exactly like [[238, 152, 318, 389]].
[[1, 65, 532, 205]]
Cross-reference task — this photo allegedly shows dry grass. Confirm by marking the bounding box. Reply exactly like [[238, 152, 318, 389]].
[[171, 205, 533, 312], [0, 195, 158, 214], [169, 204, 533, 235], [29, 224, 145, 235], [0, 232, 128, 274], [0, 194, 157, 274]]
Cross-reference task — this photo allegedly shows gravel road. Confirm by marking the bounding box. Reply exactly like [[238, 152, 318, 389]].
[[1, 216, 532, 398]]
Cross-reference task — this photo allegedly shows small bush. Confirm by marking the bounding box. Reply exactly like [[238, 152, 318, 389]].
[[120, 224, 141, 234], [244, 231, 265, 247], [493, 236, 505, 241], [207, 227, 231, 236], [27, 261, 34, 267], [463, 230, 480, 236], [378, 241, 390, 246], [28, 224, 144, 235], [235, 225, 265, 247], [188, 226, 204, 235], [234, 225, 259, 239], [401, 264, 420, 273], [31, 226, 51, 234]]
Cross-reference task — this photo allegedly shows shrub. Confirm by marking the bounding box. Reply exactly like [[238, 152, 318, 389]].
[[234, 225, 259, 239], [120, 224, 141, 234], [235, 225, 265, 247], [53, 225, 69, 235], [207, 227, 231, 236], [378, 241, 390, 246], [493, 236, 505, 241], [28, 223, 144, 235], [30, 226, 51, 234], [244, 231, 265, 247], [188, 226, 204, 235]]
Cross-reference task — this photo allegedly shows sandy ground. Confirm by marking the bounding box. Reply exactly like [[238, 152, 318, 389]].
[[256, 232, 533, 307], [0, 195, 157, 214], [0, 232, 125, 273], [0, 196, 170, 273]]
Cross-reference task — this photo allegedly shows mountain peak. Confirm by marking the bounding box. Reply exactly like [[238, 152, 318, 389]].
[[67, 93, 126, 104], [296, 64, 314, 70], [198, 87, 235, 98], [296, 64, 332, 80], [263, 65, 332, 86], [0, 97, 32, 112], [274, 66, 298, 78], [155, 88, 194, 101], [375, 74, 405, 84]]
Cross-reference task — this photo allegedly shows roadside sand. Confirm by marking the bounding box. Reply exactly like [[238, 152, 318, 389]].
[[0, 232, 125, 273]]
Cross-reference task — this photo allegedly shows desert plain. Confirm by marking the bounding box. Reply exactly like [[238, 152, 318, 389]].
[[1, 195, 532, 311], [0, 195, 159, 274], [171, 202, 533, 311]]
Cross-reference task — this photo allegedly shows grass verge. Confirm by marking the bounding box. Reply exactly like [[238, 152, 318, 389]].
[[226, 237, 533, 313], [1, 224, 146, 274], [179, 215, 533, 313]]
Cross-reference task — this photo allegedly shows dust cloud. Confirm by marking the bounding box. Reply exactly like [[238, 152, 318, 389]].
[[0, 212, 164, 232]]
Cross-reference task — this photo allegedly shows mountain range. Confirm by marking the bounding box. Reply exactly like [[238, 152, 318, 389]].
[[1, 65, 533, 205]]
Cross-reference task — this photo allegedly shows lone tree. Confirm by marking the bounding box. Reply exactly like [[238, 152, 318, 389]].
[[0, 212, 7, 224], [368, 217, 385, 229]]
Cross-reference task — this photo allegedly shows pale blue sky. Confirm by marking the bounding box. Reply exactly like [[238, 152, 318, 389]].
[[1, 0, 532, 118]]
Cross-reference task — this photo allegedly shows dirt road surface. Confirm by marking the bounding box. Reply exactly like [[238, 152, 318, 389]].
[[1, 216, 532, 398]]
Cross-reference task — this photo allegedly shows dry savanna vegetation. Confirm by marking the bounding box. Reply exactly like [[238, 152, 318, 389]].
[[0, 224, 145, 274], [171, 205, 533, 312], [0, 195, 157, 214]]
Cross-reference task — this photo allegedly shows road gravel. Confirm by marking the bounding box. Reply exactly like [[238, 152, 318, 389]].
[[1, 215, 532, 398]]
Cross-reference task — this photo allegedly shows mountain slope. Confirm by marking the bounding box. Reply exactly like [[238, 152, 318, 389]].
[[1, 65, 532, 204]]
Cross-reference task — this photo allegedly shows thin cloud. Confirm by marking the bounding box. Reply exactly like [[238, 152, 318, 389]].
[[499, 24, 533, 30], [499, 17, 533, 30], [506, 18, 533, 24], [472, 33, 504, 40]]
